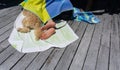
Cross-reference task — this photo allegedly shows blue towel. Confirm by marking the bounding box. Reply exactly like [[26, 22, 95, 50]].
[[73, 8, 100, 23]]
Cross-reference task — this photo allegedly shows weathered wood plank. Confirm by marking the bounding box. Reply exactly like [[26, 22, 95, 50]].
[[0, 5, 120, 70], [0, 46, 16, 65], [0, 39, 10, 53], [39, 48, 64, 70], [10, 53, 38, 70], [0, 7, 20, 56], [25, 49, 53, 70], [0, 10, 20, 36], [54, 21, 88, 70], [69, 22, 95, 70], [0, 7, 21, 28], [0, 28, 12, 43], [67, 20, 74, 25], [40, 21, 81, 70], [0, 6, 19, 18], [0, 6, 20, 67], [82, 15, 104, 70], [0, 21, 13, 36], [0, 51, 25, 70], [95, 14, 112, 70], [109, 14, 120, 70], [0, 6, 20, 19], [118, 13, 120, 70], [0, 7, 10, 15]]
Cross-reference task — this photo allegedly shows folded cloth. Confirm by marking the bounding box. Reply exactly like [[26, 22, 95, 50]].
[[20, 0, 73, 23], [73, 8, 100, 23], [8, 12, 78, 53]]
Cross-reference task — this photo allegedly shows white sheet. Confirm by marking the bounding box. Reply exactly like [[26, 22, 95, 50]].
[[8, 12, 79, 53]]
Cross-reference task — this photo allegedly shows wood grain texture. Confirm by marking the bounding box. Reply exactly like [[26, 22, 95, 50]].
[[96, 14, 112, 70], [0, 6, 120, 70]]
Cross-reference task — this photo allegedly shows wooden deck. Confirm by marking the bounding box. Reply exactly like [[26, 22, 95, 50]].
[[0, 6, 120, 70]]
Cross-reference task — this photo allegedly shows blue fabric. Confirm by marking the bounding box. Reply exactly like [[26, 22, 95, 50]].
[[73, 8, 100, 23], [45, 0, 73, 18]]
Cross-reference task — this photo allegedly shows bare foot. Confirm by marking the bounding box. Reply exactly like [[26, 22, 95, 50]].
[[41, 20, 56, 30], [40, 19, 56, 40], [40, 28, 55, 40]]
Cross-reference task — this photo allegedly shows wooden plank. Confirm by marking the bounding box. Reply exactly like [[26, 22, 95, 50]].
[[0, 12, 19, 29], [0, 46, 16, 65], [0, 39, 10, 53], [40, 48, 65, 70], [0, 21, 14, 36], [0, 8, 20, 54], [82, 15, 104, 70], [25, 49, 53, 70], [0, 5, 20, 65], [0, 7, 20, 21], [0, 8, 21, 35], [40, 21, 82, 70], [118, 13, 120, 69], [0, 28, 12, 43], [0, 8, 21, 28], [0, 6, 119, 70], [10, 52, 38, 70], [69, 22, 95, 70], [67, 20, 79, 30], [0, 6, 19, 18], [67, 20, 74, 25], [95, 14, 112, 70], [0, 51, 25, 70], [54, 21, 88, 70], [109, 14, 120, 70], [0, 7, 10, 14]]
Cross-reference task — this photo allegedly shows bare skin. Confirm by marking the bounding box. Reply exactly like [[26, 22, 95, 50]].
[[40, 20, 56, 40]]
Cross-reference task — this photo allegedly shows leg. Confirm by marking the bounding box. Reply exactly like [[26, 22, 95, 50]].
[[41, 19, 56, 30], [40, 19, 56, 40], [34, 28, 43, 40], [40, 28, 55, 40], [17, 27, 30, 33]]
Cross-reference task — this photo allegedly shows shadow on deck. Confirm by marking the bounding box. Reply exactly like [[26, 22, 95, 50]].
[[0, 6, 120, 70]]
